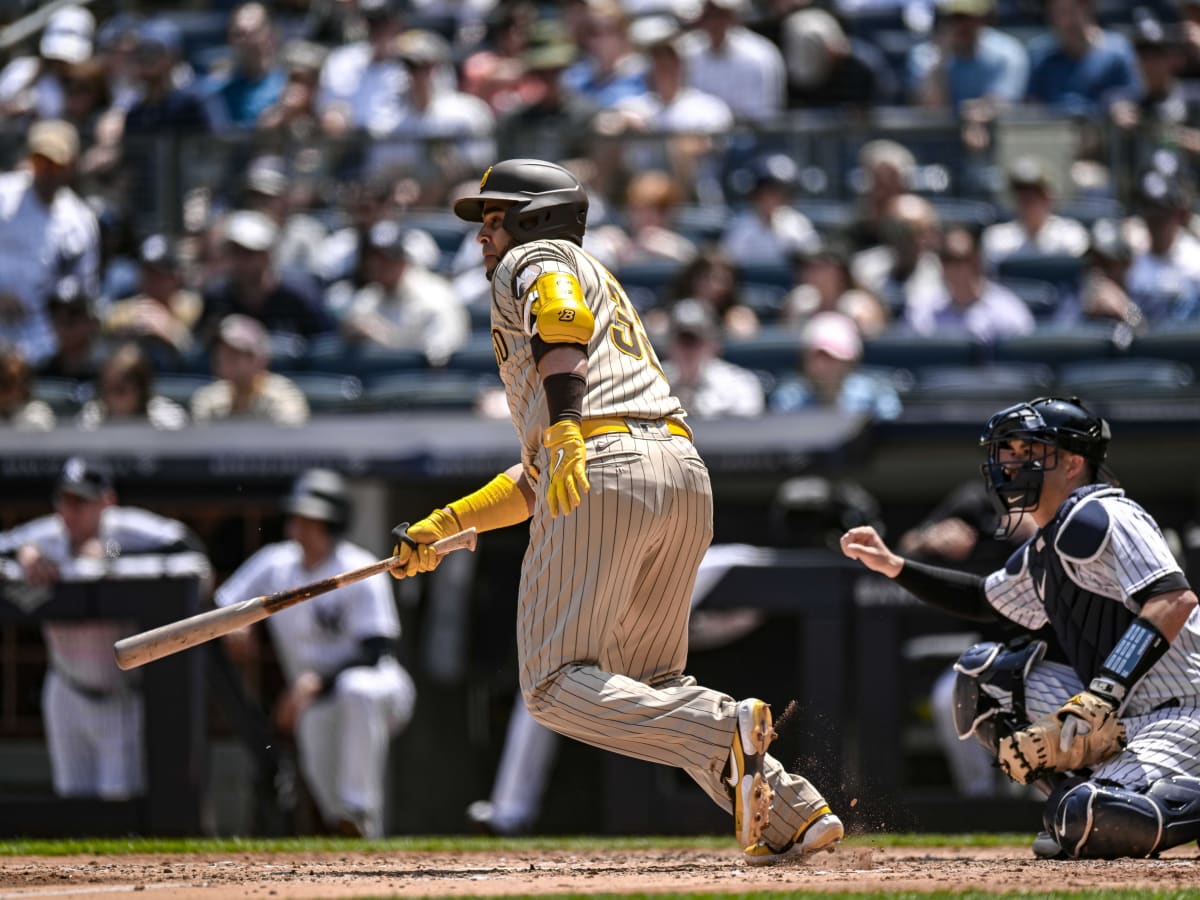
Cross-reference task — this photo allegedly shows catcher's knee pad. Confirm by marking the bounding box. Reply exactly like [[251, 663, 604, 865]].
[[951, 638, 1047, 752], [1050, 776, 1200, 859]]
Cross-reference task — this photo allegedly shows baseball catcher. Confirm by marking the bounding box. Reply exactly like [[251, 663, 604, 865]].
[[842, 396, 1200, 859]]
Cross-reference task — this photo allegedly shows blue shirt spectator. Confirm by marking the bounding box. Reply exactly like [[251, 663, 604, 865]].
[[203, 2, 286, 128], [1025, 0, 1139, 115], [908, 0, 1028, 112], [770, 311, 902, 420]]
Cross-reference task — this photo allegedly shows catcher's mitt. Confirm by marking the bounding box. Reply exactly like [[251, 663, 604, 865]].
[[996, 691, 1127, 785]]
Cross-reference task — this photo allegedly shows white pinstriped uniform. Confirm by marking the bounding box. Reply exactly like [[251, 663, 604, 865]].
[[216, 540, 416, 837], [0, 508, 208, 798], [489, 238, 830, 846], [984, 489, 1200, 788]]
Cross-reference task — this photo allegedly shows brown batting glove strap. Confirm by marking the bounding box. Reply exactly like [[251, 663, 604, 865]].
[[996, 691, 1127, 785]]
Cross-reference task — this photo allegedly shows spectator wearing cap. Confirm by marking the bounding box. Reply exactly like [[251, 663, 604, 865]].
[[258, 39, 328, 138], [1062, 218, 1144, 331], [102, 234, 203, 366], [0, 456, 210, 800], [123, 19, 211, 135], [1109, 12, 1199, 159], [852, 193, 944, 318], [782, 7, 895, 109], [849, 140, 917, 252], [460, 2, 539, 116], [338, 219, 468, 366], [77, 341, 188, 431], [364, 30, 496, 197], [720, 154, 819, 265], [603, 18, 733, 178], [905, 225, 1036, 342], [496, 21, 599, 160], [199, 210, 335, 345], [0, 4, 95, 121], [0, 348, 56, 431], [678, 0, 785, 122], [981, 155, 1089, 266], [770, 310, 901, 420], [316, 0, 409, 136], [191, 314, 309, 425], [1025, 0, 1139, 116], [908, 0, 1028, 114], [0, 120, 100, 367], [1123, 170, 1200, 326], [37, 277, 106, 381], [561, 1, 648, 109], [781, 237, 888, 333], [202, 2, 287, 129], [662, 298, 764, 418], [238, 155, 328, 276]]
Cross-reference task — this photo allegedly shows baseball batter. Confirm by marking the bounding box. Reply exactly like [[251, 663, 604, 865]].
[[842, 396, 1200, 859], [390, 159, 842, 863], [0, 457, 210, 799], [216, 469, 416, 838]]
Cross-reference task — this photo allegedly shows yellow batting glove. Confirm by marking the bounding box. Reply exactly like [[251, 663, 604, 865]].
[[541, 420, 590, 518], [389, 508, 459, 579]]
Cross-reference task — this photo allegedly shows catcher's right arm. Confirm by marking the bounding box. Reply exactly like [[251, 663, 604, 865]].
[[996, 690, 1127, 784]]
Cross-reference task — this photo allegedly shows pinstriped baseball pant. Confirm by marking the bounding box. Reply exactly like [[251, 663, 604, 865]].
[[518, 431, 830, 846]]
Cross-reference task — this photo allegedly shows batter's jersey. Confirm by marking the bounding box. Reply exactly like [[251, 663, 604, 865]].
[[0, 507, 208, 691], [984, 486, 1200, 714], [488, 238, 686, 474], [215, 540, 401, 684]]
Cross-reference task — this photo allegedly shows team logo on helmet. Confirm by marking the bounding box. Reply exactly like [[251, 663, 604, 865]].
[[479, 166, 492, 190]]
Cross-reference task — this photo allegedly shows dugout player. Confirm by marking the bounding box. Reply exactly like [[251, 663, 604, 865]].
[[0, 457, 210, 799], [841, 396, 1200, 859], [216, 469, 415, 838], [389, 158, 843, 863]]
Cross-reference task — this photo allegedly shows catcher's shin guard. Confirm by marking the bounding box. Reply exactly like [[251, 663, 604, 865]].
[[952, 638, 1047, 751], [1051, 776, 1200, 859]]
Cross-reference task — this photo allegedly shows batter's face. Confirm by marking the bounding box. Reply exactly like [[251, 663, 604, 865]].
[[478, 201, 516, 279]]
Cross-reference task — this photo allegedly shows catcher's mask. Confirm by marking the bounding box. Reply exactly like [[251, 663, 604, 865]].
[[979, 396, 1111, 534], [453, 158, 589, 249]]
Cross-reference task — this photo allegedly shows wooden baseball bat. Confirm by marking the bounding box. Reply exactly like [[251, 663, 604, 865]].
[[113, 527, 477, 671]]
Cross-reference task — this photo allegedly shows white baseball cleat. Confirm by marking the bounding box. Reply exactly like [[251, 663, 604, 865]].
[[743, 811, 844, 866]]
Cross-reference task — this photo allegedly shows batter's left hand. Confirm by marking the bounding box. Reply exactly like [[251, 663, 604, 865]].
[[390, 510, 457, 579], [542, 420, 590, 518]]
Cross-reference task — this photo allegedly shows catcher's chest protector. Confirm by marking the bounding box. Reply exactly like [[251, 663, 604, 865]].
[[1024, 486, 1136, 684]]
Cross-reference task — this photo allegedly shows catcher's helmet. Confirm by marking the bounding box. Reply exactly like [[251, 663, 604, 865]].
[[979, 396, 1111, 518], [283, 468, 353, 534], [453, 159, 589, 245]]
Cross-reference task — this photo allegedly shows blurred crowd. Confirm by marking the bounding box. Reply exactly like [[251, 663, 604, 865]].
[[3, 0, 1200, 433]]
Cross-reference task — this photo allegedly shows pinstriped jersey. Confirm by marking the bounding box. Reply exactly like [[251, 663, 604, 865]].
[[983, 486, 1200, 713], [489, 238, 685, 472]]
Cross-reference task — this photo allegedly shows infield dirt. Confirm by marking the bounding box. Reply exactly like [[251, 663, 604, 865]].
[[1, 844, 1198, 898]]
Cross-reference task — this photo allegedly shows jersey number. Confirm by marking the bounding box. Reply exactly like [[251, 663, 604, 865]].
[[606, 279, 648, 359]]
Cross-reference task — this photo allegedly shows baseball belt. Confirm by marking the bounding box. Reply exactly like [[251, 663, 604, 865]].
[[580, 416, 693, 441]]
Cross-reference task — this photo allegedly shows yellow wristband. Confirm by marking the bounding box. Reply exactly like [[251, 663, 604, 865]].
[[447, 473, 531, 533]]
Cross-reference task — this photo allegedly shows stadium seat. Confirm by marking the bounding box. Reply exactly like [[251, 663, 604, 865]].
[[861, 332, 985, 370], [908, 363, 1055, 402], [1056, 196, 1125, 227], [722, 326, 800, 376], [615, 260, 686, 311], [276, 372, 364, 412], [447, 335, 500, 374], [796, 198, 857, 234], [991, 326, 1120, 366], [996, 277, 1061, 320], [30, 377, 89, 415], [360, 371, 498, 411], [673, 205, 731, 245], [1129, 325, 1200, 365], [307, 335, 429, 378], [929, 197, 1000, 229], [1056, 358, 1196, 398], [995, 255, 1085, 293]]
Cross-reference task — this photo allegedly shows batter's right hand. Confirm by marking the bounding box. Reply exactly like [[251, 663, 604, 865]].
[[839, 526, 903, 579], [389, 509, 458, 580]]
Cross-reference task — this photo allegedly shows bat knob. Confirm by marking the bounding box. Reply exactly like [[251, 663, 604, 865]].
[[391, 522, 417, 552]]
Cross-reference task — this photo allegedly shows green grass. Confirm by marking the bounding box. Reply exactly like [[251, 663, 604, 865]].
[[0, 832, 1039, 857]]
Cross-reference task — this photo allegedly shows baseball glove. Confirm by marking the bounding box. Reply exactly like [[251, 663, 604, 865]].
[[996, 691, 1127, 785]]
